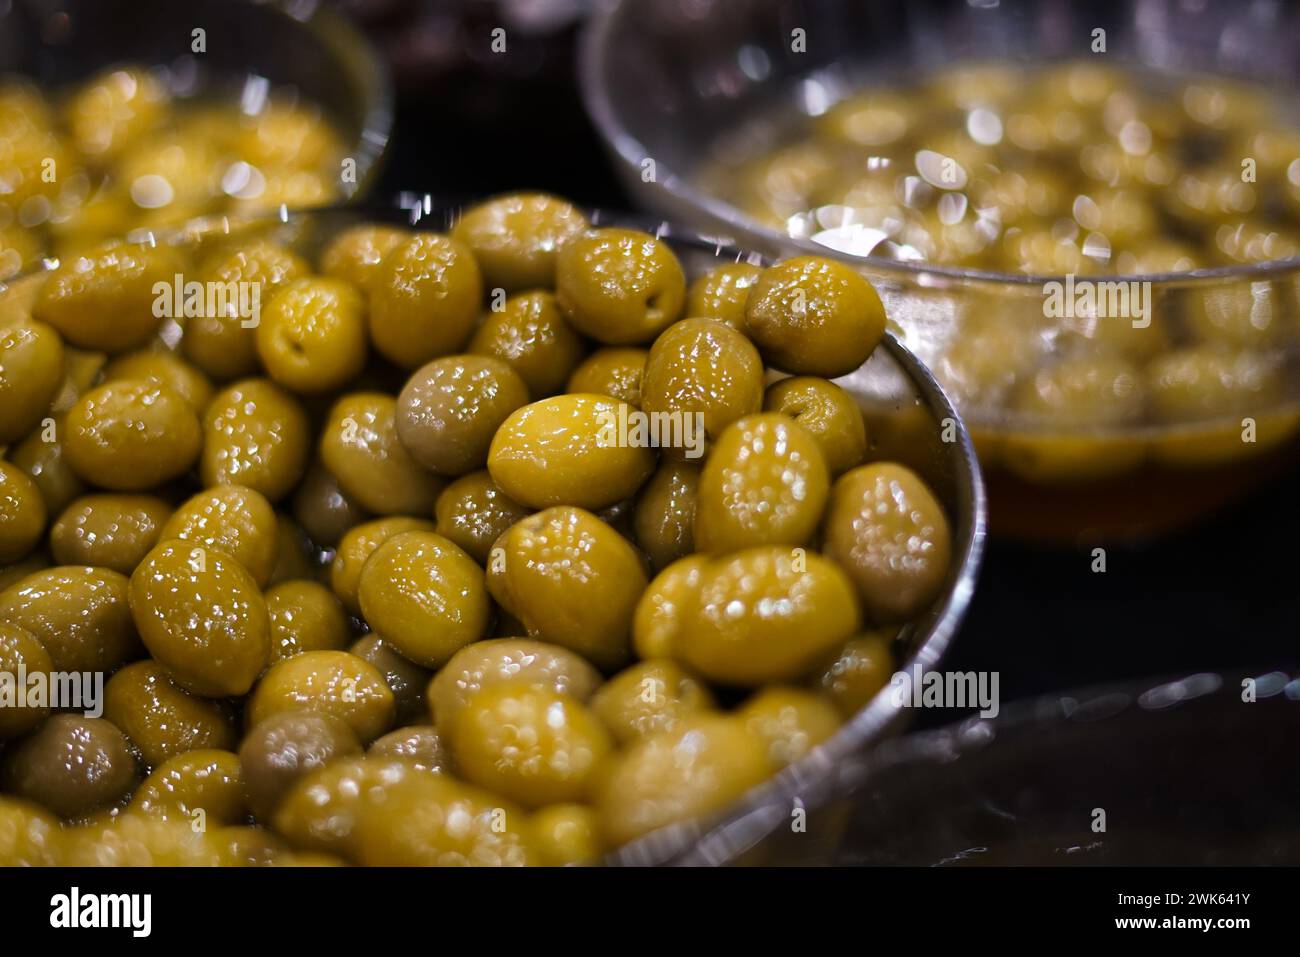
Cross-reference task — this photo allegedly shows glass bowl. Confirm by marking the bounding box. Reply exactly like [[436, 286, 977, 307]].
[[800, 669, 1300, 866], [0, 0, 392, 256], [0, 196, 986, 866], [580, 0, 1300, 543]]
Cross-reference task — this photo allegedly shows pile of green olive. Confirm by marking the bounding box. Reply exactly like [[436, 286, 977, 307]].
[[0, 64, 348, 280], [704, 61, 1300, 273], [0, 193, 954, 865]]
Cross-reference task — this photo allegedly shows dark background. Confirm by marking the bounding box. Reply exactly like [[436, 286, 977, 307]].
[[368, 18, 1300, 723]]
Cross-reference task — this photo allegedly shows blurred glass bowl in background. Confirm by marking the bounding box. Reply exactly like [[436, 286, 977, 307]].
[[0, 0, 391, 271], [581, 0, 1300, 542]]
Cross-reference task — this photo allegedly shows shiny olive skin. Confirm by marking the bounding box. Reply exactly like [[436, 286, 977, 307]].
[[0, 321, 64, 444], [291, 460, 369, 547], [695, 413, 830, 553], [102, 350, 215, 413], [763, 376, 868, 476], [590, 658, 715, 745], [822, 463, 952, 624], [159, 484, 280, 587], [201, 378, 311, 503], [451, 192, 588, 291], [743, 257, 886, 377], [350, 634, 432, 726], [64, 380, 202, 491], [239, 710, 362, 822], [595, 715, 772, 847], [686, 262, 764, 329], [531, 804, 602, 866], [396, 355, 531, 476], [103, 661, 237, 770], [0, 796, 62, 865], [451, 685, 612, 808], [8, 413, 88, 518], [641, 317, 765, 455], [555, 228, 686, 345], [266, 580, 351, 665], [631, 554, 708, 660], [320, 392, 444, 516], [0, 565, 140, 674], [357, 530, 490, 668], [0, 621, 52, 738], [738, 686, 842, 768], [1, 714, 138, 819], [638, 548, 861, 685], [320, 225, 408, 287], [368, 233, 483, 369], [434, 471, 531, 565], [566, 348, 648, 407], [129, 539, 271, 697], [61, 813, 224, 866], [368, 724, 446, 774], [272, 755, 412, 855], [427, 637, 602, 738], [488, 394, 656, 511], [632, 459, 700, 571], [468, 290, 587, 397], [33, 241, 180, 353], [487, 507, 647, 670], [257, 277, 368, 394], [350, 770, 537, 866], [130, 749, 245, 825], [0, 460, 46, 564], [183, 240, 310, 381], [814, 630, 896, 717], [247, 650, 396, 743], [329, 516, 436, 615]]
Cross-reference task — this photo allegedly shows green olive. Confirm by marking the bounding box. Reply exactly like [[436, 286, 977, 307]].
[[0, 321, 64, 444], [488, 394, 655, 510], [640, 317, 764, 456], [159, 484, 280, 587], [744, 257, 885, 377], [396, 355, 530, 476], [201, 378, 311, 503], [487, 507, 647, 670], [356, 530, 490, 668], [368, 233, 482, 369], [566, 348, 648, 407], [0, 461, 46, 564], [468, 290, 587, 397], [320, 392, 445, 516], [0, 565, 140, 674], [129, 538, 270, 697], [822, 463, 952, 623], [64, 380, 202, 491], [452, 193, 588, 291], [695, 413, 830, 553], [556, 228, 686, 345], [637, 548, 860, 685], [762, 377, 868, 475]]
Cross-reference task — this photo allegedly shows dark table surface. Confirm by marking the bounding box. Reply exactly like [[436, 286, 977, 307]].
[[373, 51, 1300, 725]]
